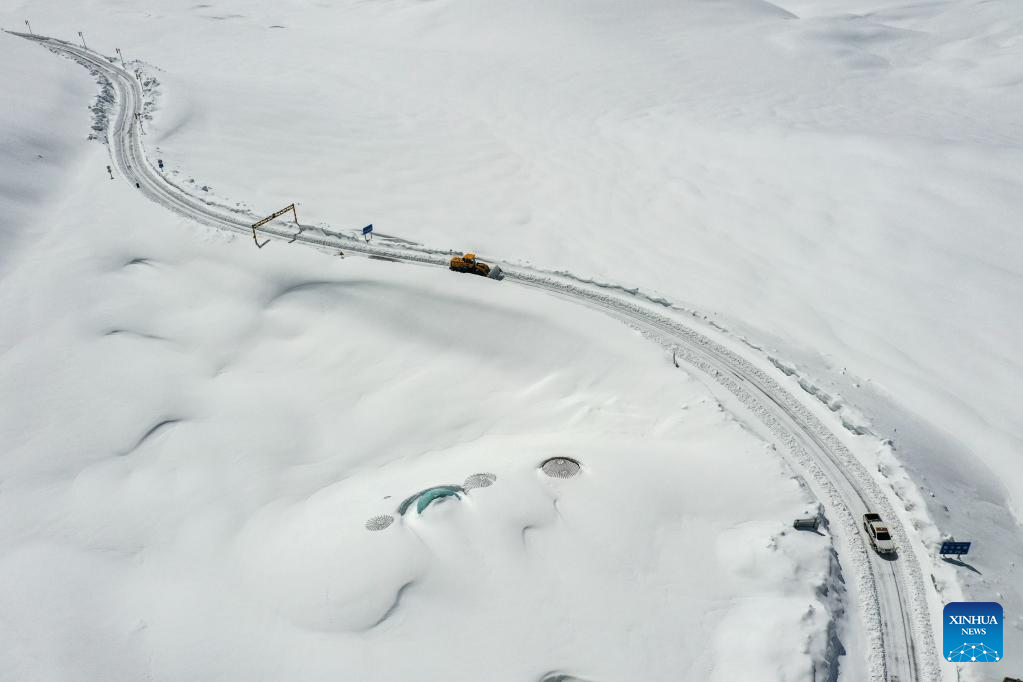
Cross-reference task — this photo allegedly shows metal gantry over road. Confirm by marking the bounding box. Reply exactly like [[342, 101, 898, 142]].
[[250, 203, 298, 249]]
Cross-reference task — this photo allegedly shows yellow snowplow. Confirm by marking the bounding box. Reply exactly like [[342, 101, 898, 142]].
[[449, 253, 502, 279]]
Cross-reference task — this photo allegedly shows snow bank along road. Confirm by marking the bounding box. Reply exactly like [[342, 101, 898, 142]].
[[13, 31, 943, 682]]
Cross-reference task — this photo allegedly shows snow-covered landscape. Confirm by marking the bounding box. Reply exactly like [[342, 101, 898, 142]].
[[1, 0, 1021, 680]]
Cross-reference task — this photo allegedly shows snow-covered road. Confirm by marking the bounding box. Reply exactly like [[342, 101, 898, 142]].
[[14, 30, 944, 682]]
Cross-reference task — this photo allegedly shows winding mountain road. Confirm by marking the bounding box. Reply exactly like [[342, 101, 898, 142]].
[[13, 30, 943, 682]]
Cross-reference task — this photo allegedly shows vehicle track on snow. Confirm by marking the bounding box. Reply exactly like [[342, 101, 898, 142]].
[[13, 31, 941, 682]]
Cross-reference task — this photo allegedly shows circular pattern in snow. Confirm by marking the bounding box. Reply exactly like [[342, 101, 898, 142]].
[[365, 515, 395, 531], [540, 457, 581, 478], [463, 472, 497, 489]]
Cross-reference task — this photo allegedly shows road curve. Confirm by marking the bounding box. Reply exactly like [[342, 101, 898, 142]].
[[12, 30, 941, 682]]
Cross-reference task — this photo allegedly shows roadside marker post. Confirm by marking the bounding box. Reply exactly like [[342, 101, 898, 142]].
[[78, 31, 86, 49]]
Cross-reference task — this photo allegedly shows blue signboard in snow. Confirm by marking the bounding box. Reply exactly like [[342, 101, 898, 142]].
[[362, 224, 373, 235], [939, 541, 972, 556]]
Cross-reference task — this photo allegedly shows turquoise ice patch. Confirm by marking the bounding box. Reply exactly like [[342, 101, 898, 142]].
[[397, 485, 463, 515]]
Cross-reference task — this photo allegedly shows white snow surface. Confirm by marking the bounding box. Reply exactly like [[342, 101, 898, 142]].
[[2, 0, 1022, 677], [5, 0, 1019, 514], [0, 34, 844, 681]]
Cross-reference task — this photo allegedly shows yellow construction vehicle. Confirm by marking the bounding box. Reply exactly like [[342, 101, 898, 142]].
[[449, 252, 502, 279]]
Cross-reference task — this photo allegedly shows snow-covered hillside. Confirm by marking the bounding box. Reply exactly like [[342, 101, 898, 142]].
[[1, 0, 1021, 678], [6, 0, 1018, 514], [0, 33, 850, 681]]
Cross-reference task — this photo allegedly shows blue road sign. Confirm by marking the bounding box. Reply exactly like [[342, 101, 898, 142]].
[[939, 541, 972, 556], [362, 224, 373, 235]]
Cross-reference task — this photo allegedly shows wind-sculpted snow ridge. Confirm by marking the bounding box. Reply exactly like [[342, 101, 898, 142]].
[[816, 547, 849, 682], [15, 31, 939, 681], [86, 71, 114, 142], [768, 357, 878, 438]]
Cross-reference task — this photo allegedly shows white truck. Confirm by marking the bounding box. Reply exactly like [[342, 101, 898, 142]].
[[863, 513, 896, 555]]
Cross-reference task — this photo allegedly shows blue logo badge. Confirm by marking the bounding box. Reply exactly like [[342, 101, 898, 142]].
[[943, 602, 1002, 662]]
